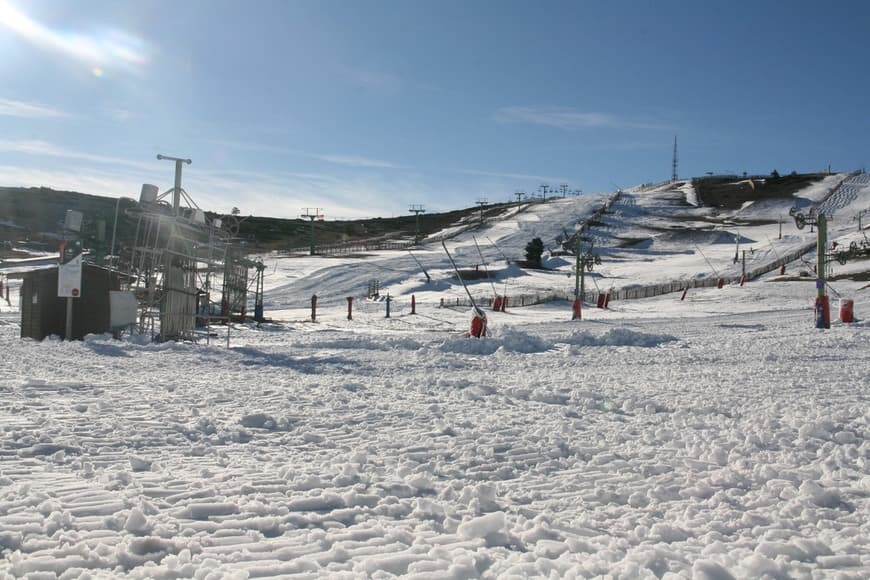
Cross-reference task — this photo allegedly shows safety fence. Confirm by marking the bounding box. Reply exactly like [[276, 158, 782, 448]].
[[631, 179, 676, 193], [316, 238, 416, 256], [816, 171, 862, 216], [437, 240, 819, 310], [289, 214, 506, 257], [287, 237, 416, 256]]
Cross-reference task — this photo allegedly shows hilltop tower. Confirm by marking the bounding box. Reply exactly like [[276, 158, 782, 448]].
[[672, 135, 678, 182]]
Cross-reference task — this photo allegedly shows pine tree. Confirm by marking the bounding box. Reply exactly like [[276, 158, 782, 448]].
[[525, 237, 544, 268]]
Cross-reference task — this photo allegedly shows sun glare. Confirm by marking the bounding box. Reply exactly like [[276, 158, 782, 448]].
[[0, 0, 151, 75]]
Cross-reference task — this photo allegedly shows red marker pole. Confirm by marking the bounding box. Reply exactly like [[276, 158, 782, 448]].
[[311, 294, 317, 322], [411, 294, 416, 315], [346, 296, 353, 320]]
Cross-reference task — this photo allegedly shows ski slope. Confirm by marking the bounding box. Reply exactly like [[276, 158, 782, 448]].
[[260, 172, 870, 318], [1, 175, 869, 578]]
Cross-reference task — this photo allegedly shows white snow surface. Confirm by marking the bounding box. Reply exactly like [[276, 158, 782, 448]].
[[1, 177, 869, 578]]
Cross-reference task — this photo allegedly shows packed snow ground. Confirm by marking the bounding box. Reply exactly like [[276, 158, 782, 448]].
[[1, 176, 869, 578]]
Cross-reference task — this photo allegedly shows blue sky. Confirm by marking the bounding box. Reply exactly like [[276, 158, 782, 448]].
[[1, 0, 868, 219]]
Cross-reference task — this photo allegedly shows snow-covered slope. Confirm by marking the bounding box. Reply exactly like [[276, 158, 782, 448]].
[[256, 172, 870, 315], [1, 173, 869, 578]]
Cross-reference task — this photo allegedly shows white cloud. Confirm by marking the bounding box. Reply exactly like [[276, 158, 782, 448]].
[[315, 154, 401, 169], [0, 155, 433, 220], [0, 97, 68, 118], [206, 139, 403, 170], [494, 106, 670, 131], [0, 139, 458, 219], [0, 139, 155, 171]]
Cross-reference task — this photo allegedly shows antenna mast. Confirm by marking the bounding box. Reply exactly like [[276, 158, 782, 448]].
[[156, 154, 192, 215], [671, 135, 678, 182]]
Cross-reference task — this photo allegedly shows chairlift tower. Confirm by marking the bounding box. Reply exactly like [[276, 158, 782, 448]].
[[476, 198, 488, 225], [816, 214, 829, 328], [789, 208, 831, 328], [573, 238, 602, 301], [409, 204, 425, 243], [301, 208, 323, 255], [857, 209, 868, 231]]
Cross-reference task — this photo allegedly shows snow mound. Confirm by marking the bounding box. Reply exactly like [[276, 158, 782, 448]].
[[563, 328, 678, 348], [438, 330, 551, 355]]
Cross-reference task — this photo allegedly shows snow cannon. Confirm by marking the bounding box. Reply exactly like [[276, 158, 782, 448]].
[[839, 298, 854, 323], [470, 306, 487, 338]]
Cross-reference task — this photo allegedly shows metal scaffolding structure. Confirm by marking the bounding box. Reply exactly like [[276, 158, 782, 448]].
[[113, 158, 254, 341], [221, 249, 249, 321], [123, 203, 234, 341]]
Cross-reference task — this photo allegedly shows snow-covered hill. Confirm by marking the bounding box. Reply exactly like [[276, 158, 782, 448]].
[[1, 174, 869, 578], [258, 172, 870, 318]]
